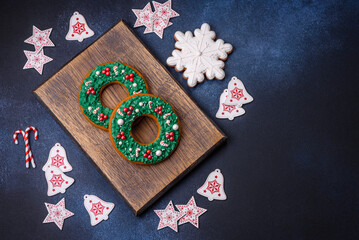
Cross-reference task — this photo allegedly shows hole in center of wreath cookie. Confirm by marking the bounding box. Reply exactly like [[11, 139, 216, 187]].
[[100, 83, 129, 109], [131, 116, 159, 145]]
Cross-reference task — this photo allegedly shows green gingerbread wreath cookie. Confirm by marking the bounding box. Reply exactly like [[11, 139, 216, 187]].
[[79, 62, 149, 130], [109, 94, 180, 164]]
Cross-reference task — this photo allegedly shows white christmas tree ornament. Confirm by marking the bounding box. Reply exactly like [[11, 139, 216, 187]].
[[216, 89, 245, 120], [65, 11, 94, 42], [45, 165, 74, 197], [197, 169, 227, 201], [84, 195, 115, 226], [43, 143, 72, 172], [224, 76, 254, 106]]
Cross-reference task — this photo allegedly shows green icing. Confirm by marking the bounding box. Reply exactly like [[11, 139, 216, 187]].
[[79, 62, 148, 129], [111, 94, 180, 164]]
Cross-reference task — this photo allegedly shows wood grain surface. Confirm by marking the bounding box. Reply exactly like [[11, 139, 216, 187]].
[[34, 20, 226, 215]]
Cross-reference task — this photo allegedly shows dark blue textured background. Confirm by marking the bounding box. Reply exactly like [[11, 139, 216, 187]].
[[1, 0, 359, 239]]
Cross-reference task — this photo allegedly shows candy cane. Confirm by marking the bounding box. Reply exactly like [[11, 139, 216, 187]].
[[113, 66, 119, 75], [13, 130, 30, 168], [117, 109, 124, 116], [160, 141, 169, 147], [135, 148, 141, 157], [93, 107, 99, 114], [163, 113, 171, 119], [148, 101, 152, 109], [25, 126, 38, 168], [133, 90, 142, 95], [85, 80, 92, 86]]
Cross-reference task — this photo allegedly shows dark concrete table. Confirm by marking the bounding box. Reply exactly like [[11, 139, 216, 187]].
[[1, 0, 358, 239]]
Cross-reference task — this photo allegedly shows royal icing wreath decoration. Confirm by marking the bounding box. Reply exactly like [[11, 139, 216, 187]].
[[79, 63, 180, 164], [79, 62, 149, 130], [109, 94, 180, 164]]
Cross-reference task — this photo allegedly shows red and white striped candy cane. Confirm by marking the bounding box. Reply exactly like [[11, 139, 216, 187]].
[[133, 90, 142, 95], [93, 107, 99, 114], [160, 141, 169, 147], [135, 148, 141, 157], [117, 109, 124, 116], [13, 130, 31, 168], [113, 66, 119, 75], [163, 113, 171, 119], [25, 126, 38, 168], [148, 101, 152, 109], [85, 80, 92, 86]]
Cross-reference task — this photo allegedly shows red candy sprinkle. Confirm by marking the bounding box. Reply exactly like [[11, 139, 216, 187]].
[[154, 108, 158, 113], [120, 131, 125, 135], [147, 155, 152, 160], [102, 70, 106, 74], [99, 117, 103, 121], [143, 153, 148, 157], [130, 78, 134, 82], [169, 137, 174, 141], [165, 134, 170, 139], [169, 132, 174, 137], [129, 106, 133, 111], [158, 111, 163, 115], [146, 149, 151, 154], [129, 73, 134, 78], [89, 87, 93, 91], [125, 74, 129, 79], [100, 113, 104, 117], [123, 108, 128, 112], [91, 90, 96, 94], [103, 115, 108, 119], [86, 90, 90, 95], [158, 106, 162, 110], [106, 72, 110, 76], [121, 136, 126, 140], [127, 111, 131, 115], [116, 135, 120, 139], [105, 67, 110, 72]]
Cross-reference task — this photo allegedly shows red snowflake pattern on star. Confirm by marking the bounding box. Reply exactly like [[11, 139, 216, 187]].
[[230, 87, 244, 101], [72, 22, 86, 35], [154, 201, 185, 232], [23, 49, 53, 75], [153, 0, 179, 20], [90, 202, 105, 216], [222, 103, 236, 113], [176, 196, 207, 228], [49, 174, 65, 188], [24, 26, 54, 52], [206, 179, 221, 194], [51, 154, 65, 167], [43, 198, 74, 230], [133, 2, 154, 31]]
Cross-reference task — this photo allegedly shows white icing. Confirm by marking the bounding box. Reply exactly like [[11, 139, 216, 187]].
[[166, 23, 233, 87], [88, 106, 92, 111], [139, 102, 144, 106], [156, 150, 162, 156], [117, 119, 124, 125], [129, 148, 132, 151], [119, 141, 122, 145], [65, 11, 94, 42], [166, 120, 170, 124], [135, 109, 139, 113], [133, 83, 137, 87], [96, 71, 100, 75], [172, 124, 179, 131], [121, 69, 125, 73]]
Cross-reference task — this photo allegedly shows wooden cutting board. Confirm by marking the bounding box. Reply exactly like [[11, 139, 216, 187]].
[[34, 20, 226, 215]]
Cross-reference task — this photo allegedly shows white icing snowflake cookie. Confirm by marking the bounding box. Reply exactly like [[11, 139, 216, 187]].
[[167, 23, 233, 87], [84, 195, 115, 226]]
